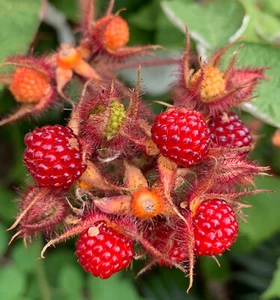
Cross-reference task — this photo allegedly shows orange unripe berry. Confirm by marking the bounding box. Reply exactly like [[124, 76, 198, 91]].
[[9, 67, 51, 104], [272, 129, 280, 148], [56, 45, 82, 69], [96, 15, 129, 51], [131, 187, 165, 219], [190, 66, 226, 102]]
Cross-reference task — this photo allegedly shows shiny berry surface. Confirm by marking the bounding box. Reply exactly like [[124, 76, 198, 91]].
[[76, 222, 134, 279], [151, 108, 210, 167], [208, 112, 252, 149], [193, 199, 238, 256], [23, 125, 86, 190]]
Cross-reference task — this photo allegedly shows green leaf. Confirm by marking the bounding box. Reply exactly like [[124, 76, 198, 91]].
[[222, 42, 280, 127], [0, 0, 42, 62], [161, 0, 245, 49], [128, 0, 159, 31], [45, 248, 78, 286], [0, 185, 17, 222], [255, 12, 280, 45], [135, 267, 199, 300], [249, 124, 275, 166], [58, 265, 84, 297], [261, 0, 280, 17], [0, 89, 15, 114], [11, 240, 41, 273], [126, 25, 154, 46], [199, 256, 230, 282], [262, 258, 280, 299], [239, 0, 265, 43], [5, 125, 28, 183], [240, 0, 280, 45], [111, 0, 145, 13], [25, 279, 41, 300], [155, 12, 185, 48], [239, 176, 280, 245], [230, 234, 256, 253], [50, 0, 79, 22], [0, 222, 8, 256], [0, 264, 26, 300], [88, 272, 143, 300]]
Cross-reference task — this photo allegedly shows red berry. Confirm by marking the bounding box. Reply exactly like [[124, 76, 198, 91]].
[[193, 199, 238, 256], [23, 125, 86, 190], [208, 112, 252, 150], [158, 239, 188, 266], [9, 67, 51, 103], [75, 222, 134, 279], [147, 223, 188, 266], [151, 108, 211, 167]]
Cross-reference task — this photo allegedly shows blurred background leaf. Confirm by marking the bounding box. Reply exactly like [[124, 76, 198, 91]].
[[0, 0, 42, 61], [262, 258, 280, 299], [0, 264, 26, 300], [221, 42, 280, 128], [161, 0, 245, 50], [0, 223, 8, 256], [238, 176, 280, 246], [87, 273, 143, 300]]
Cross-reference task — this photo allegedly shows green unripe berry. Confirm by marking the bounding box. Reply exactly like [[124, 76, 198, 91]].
[[104, 100, 126, 140]]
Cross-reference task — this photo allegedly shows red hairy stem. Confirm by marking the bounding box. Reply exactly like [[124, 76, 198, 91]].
[[41, 213, 111, 258], [105, 0, 115, 16], [79, 0, 94, 35], [112, 57, 182, 70]]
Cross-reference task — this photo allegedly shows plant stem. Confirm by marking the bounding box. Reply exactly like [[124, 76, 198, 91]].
[[36, 236, 52, 300]]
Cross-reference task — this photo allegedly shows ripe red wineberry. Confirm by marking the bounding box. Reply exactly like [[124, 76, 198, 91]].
[[75, 222, 134, 279], [23, 124, 86, 190], [193, 199, 238, 256], [151, 108, 210, 167], [208, 112, 252, 151]]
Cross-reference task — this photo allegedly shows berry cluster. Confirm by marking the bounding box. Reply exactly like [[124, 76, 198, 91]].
[[2, 0, 269, 292]]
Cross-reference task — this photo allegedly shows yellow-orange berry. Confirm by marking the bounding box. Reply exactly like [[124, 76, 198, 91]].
[[56, 45, 82, 69], [190, 66, 226, 102], [96, 15, 129, 51], [131, 187, 165, 219], [9, 67, 51, 104]]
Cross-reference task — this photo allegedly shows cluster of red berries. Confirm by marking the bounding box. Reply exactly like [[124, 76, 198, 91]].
[[2, 0, 268, 292]]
